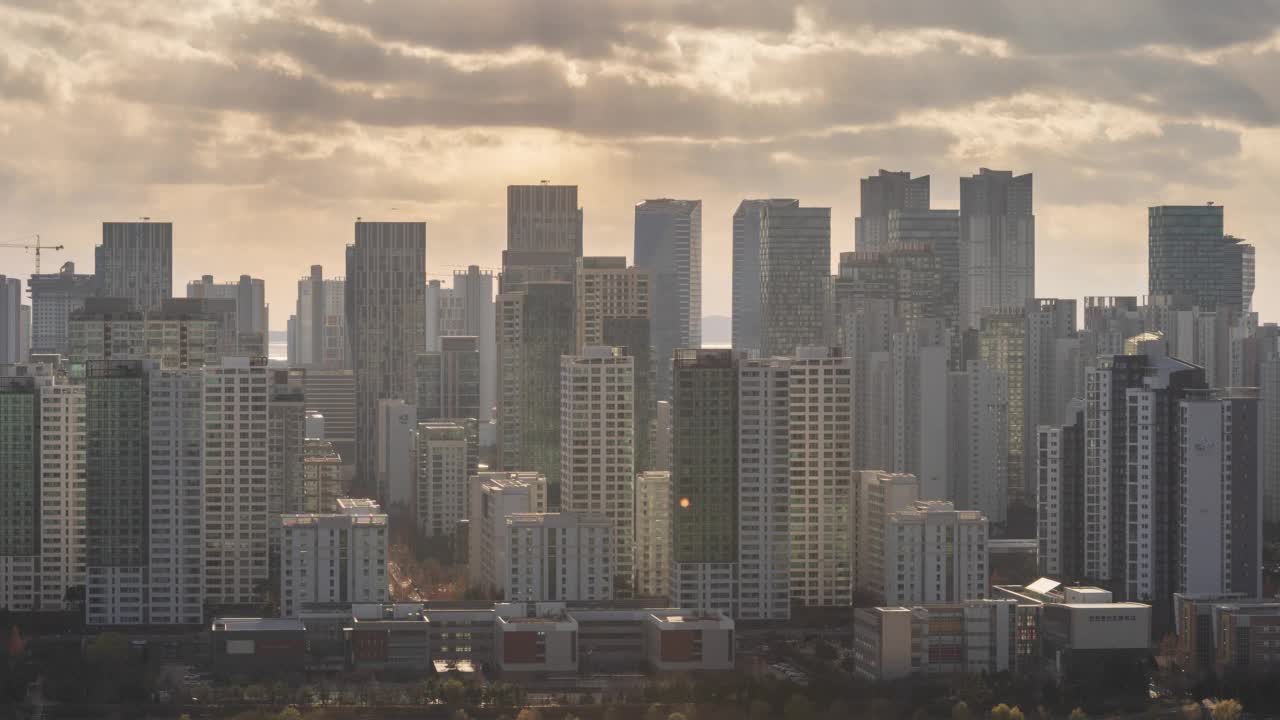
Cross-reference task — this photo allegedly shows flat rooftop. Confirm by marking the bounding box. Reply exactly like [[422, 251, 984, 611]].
[[212, 617, 305, 632]]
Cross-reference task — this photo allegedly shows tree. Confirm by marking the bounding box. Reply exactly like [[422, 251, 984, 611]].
[[667, 714, 688, 720], [276, 709, 303, 720], [517, 710, 545, 720], [603, 706, 625, 720], [990, 705, 1013, 720], [452, 709, 470, 720], [86, 632, 129, 666], [1211, 699, 1243, 720], [442, 678, 467, 708], [645, 704, 665, 720], [953, 702, 974, 720], [824, 698, 849, 720], [1068, 709, 1088, 720], [748, 699, 772, 720], [784, 694, 816, 720]]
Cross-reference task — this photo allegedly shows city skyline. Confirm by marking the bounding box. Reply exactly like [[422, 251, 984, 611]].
[[2, 3, 1279, 324]]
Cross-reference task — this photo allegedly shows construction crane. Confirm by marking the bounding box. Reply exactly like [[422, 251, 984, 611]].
[[0, 234, 64, 274]]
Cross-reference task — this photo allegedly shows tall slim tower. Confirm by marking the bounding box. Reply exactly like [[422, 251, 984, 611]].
[[960, 169, 1034, 329], [560, 347, 635, 595], [856, 170, 930, 254], [737, 356, 792, 620], [503, 184, 582, 290], [292, 265, 347, 369], [346, 220, 426, 497], [635, 199, 702, 401], [96, 221, 173, 312], [671, 349, 738, 615], [0, 276, 23, 363], [1148, 204, 1254, 311], [732, 199, 798, 357], [453, 265, 496, 425], [760, 204, 831, 357]]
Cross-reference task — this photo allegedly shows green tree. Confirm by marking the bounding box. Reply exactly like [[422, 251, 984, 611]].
[[1211, 700, 1242, 720], [990, 704, 1013, 720], [442, 679, 467, 708], [953, 702, 974, 720], [452, 709, 470, 720], [784, 694, 816, 720], [1008, 709, 1025, 720], [86, 632, 129, 666], [1068, 709, 1088, 720], [748, 699, 772, 720], [276, 708, 303, 720]]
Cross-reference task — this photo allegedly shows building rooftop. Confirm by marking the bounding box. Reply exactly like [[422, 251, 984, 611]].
[[211, 618, 304, 633]]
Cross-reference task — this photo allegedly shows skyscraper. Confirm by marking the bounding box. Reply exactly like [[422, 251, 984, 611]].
[[635, 199, 702, 401], [425, 279, 467, 350], [759, 204, 831, 357], [497, 282, 575, 498], [416, 335, 481, 423], [732, 199, 798, 357], [0, 371, 40, 611], [856, 170, 930, 254], [633, 471, 671, 600], [887, 208, 962, 340], [187, 274, 269, 355], [978, 308, 1026, 507], [302, 369, 355, 466], [561, 347, 635, 595], [291, 265, 347, 369], [1148, 204, 1254, 312], [503, 184, 582, 290], [28, 262, 99, 356], [960, 169, 1034, 330], [346, 220, 426, 497], [96, 221, 173, 312], [453, 265, 496, 425], [737, 356, 792, 620], [268, 368, 307, 518], [203, 357, 270, 609], [1037, 403, 1085, 580], [1023, 299, 1079, 498], [671, 349, 738, 615], [0, 276, 23, 363], [947, 362, 1009, 524]]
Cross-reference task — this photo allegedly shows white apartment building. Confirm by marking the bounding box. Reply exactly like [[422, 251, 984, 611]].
[[560, 347, 635, 594], [36, 379, 86, 611], [737, 357, 792, 620], [852, 471, 920, 602], [280, 498, 389, 617], [787, 347, 854, 608], [416, 421, 470, 539], [203, 357, 269, 608], [505, 512, 614, 602], [574, 257, 650, 351], [634, 471, 671, 599], [376, 398, 416, 512], [884, 501, 989, 606], [469, 472, 549, 596], [148, 368, 206, 624]]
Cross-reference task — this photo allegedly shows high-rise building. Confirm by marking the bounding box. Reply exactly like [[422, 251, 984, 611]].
[[560, 347, 635, 595], [888, 208, 962, 338], [502, 184, 582, 291], [468, 472, 549, 596], [496, 282, 574, 498], [375, 399, 416, 513], [959, 169, 1034, 330], [653, 400, 672, 472], [0, 276, 24, 363], [634, 471, 672, 600], [290, 265, 347, 369], [671, 349, 738, 615], [346, 220, 426, 497], [279, 498, 388, 617], [85, 360, 204, 625], [302, 439, 343, 513], [268, 368, 307, 519], [416, 335, 481, 423], [28, 262, 99, 356], [0, 371, 40, 611], [416, 421, 470, 540], [187, 274, 269, 355], [736, 356, 791, 620], [96, 221, 173, 313], [1083, 297, 1146, 359], [759, 204, 831, 357], [884, 501, 989, 606], [732, 199, 798, 357], [785, 348, 854, 608], [852, 471, 921, 603], [856, 170, 930, 254], [1084, 353, 1206, 629], [1023, 299, 1079, 498], [453, 265, 496, 426], [947, 363, 1009, 524], [504, 512, 614, 602], [425, 279, 467, 351], [1149, 205, 1254, 312], [635, 199, 701, 401], [68, 298, 222, 369], [303, 369, 355, 466], [1036, 403, 1085, 580], [1262, 337, 1280, 524], [978, 308, 1027, 506], [860, 320, 949, 487], [203, 357, 270, 609], [1179, 389, 1262, 598]]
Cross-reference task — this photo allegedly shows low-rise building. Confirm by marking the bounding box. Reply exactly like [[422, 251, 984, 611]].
[[853, 599, 1019, 681], [210, 618, 307, 677], [1174, 593, 1280, 679]]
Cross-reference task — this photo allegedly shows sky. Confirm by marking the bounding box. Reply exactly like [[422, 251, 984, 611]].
[[2, 0, 1280, 332]]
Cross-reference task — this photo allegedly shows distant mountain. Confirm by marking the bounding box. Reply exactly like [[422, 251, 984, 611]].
[[702, 315, 731, 348]]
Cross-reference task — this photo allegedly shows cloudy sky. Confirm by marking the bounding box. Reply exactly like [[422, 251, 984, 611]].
[[2, 0, 1280, 331]]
